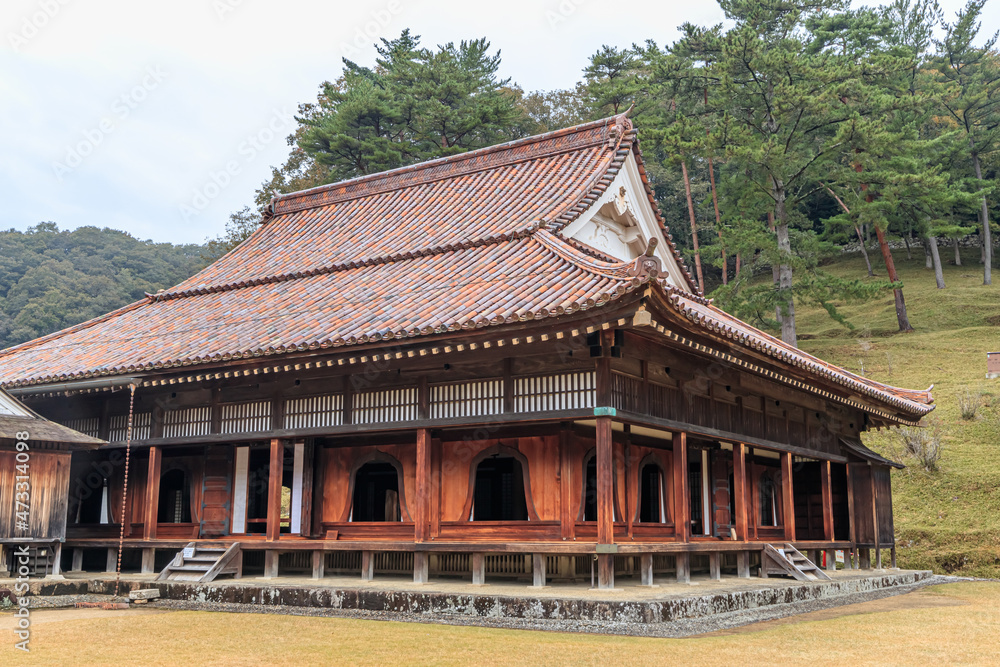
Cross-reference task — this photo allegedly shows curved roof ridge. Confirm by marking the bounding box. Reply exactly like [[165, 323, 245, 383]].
[[152, 227, 543, 302], [272, 115, 628, 217], [533, 229, 637, 278], [660, 285, 934, 415]]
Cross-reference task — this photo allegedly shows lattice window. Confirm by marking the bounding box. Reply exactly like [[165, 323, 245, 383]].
[[62, 417, 99, 438], [284, 394, 344, 430], [430, 379, 503, 419], [353, 387, 419, 424], [513, 371, 595, 412], [610, 372, 643, 413], [220, 400, 272, 434], [108, 412, 152, 442], [162, 406, 212, 438]]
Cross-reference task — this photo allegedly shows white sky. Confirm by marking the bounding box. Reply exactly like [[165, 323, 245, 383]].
[[1, 0, 995, 245]]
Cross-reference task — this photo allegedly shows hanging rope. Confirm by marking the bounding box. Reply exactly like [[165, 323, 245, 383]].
[[113, 383, 136, 598]]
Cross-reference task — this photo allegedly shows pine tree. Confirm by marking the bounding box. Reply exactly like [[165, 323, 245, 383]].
[[935, 0, 1000, 285], [709, 0, 860, 346]]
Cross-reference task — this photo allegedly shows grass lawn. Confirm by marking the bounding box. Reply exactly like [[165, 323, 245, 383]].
[[2, 582, 997, 665], [780, 249, 1000, 576]]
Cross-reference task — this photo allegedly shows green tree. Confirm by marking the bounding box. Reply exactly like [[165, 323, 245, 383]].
[[935, 0, 1000, 285], [709, 0, 861, 346]]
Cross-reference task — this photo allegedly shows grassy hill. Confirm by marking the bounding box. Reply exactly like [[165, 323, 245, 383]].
[[786, 248, 1000, 577]]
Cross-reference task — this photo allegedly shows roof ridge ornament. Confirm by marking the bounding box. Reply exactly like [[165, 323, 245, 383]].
[[627, 238, 661, 279]]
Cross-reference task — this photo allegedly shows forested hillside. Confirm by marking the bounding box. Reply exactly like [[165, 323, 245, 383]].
[[0, 223, 206, 349]]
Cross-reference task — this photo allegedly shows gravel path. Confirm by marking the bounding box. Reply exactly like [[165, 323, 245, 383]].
[[13, 574, 977, 637]]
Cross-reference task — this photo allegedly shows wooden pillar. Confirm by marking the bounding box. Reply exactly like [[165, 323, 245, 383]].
[[596, 416, 614, 546], [263, 550, 279, 578], [846, 463, 857, 545], [759, 549, 769, 578], [361, 550, 374, 581], [859, 548, 871, 570], [532, 554, 547, 588], [265, 438, 284, 542], [413, 552, 429, 584], [141, 548, 155, 574], [558, 427, 574, 540], [709, 552, 721, 580], [415, 428, 432, 542], [676, 552, 690, 584], [737, 551, 751, 578], [825, 549, 837, 572], [890, 546, 897, 569], [597, 553, 614, 589], [733, 442, 748, 541], [311, 550, 324, 579], [106, 548, 117, 573], [50, 543, 62, 577], [471, 552, 485, 585], [640, 553, 654, 586], [871, 464, 881, 569], [143, 446, 162, 540], [71, 548, 83, 572], [821, 460, 834, 541], [780, 451, 795, 542], [673, 432, 690, 542]]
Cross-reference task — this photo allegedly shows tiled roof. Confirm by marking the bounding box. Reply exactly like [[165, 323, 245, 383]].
[[663, 288, 934, 415], [171, 116, 697, 296], [0, 113, 932, 420], [0, 233, 650, 386]]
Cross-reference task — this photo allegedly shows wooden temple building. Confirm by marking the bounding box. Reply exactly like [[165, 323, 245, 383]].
[[0, 115, 934, 588]]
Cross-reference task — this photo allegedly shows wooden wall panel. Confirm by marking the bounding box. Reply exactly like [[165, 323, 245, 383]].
[[0, 449, 71, 541], [319, 443, 417, 525]]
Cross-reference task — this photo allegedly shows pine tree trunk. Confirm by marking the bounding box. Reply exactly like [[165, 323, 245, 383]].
[[875, 225, 913, 331], [773, 184, 797, 347], [954, 238, 962, 266], [924, 240, 933, 269], [707, 156, 727, 285], [681, 158, 705, 292], [735, 253, 741, 276], [971, 148, 993, 285], [903, 233, 912, 260], [858, 227, 874, 277], [768, 211, 782, 329], [927, 236, 945, 289]]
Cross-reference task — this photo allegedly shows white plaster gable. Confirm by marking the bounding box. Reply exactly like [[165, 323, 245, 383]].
[[559, 151, 688, 288]]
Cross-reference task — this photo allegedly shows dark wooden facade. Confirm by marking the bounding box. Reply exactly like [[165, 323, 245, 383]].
[[19, 290, 909, 587]]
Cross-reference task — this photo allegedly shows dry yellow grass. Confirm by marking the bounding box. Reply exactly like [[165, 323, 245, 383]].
[[2, 581, 998, 665]]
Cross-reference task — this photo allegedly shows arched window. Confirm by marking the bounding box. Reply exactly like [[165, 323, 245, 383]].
[[472, 455, 528, 521], [759, 472, 778, 527], [158, 469, 191, 523], [583, 456, 598, 521], [638, 462, 667, 523], [350, 462, 401, 522]]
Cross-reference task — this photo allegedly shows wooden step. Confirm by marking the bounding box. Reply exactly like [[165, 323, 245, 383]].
[[156, 543, 242, 583]]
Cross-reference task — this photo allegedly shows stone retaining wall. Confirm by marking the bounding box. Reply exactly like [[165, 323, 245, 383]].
[[88, 571, 931, 624]]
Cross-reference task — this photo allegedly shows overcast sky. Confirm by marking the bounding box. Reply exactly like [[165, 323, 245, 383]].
[[2, 0, 996, 245]]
